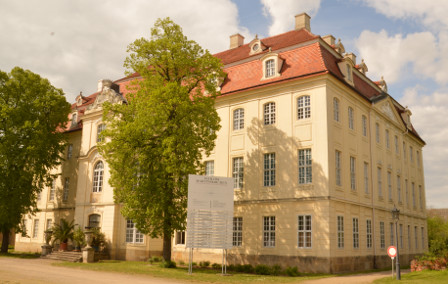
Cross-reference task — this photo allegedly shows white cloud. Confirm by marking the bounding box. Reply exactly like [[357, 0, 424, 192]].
[[0, 0, 247, 102], [400, 87, 448, 208], [355, 30, 448, 85], [360, 0, 448, 31], [261, 0, 320, 36]]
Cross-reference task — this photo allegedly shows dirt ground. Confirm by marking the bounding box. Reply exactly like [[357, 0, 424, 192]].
[[0, 257, 407, 284]]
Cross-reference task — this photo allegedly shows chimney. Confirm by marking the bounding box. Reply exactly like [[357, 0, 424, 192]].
[[344, 53, 357, 65], [97, 79, 113, 92], [230, 34, 244, 49], [322, 35, 335, 46], [295, 13, 311, 32]]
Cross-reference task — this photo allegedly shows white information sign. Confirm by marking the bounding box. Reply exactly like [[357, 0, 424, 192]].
[[186, 175, 234, 249]]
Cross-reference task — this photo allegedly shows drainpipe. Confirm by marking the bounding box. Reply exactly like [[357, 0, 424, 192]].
[[368, 108, 377, 269]]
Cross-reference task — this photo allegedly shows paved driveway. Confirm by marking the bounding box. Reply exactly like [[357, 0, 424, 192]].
[[0, 257, 183, 284]]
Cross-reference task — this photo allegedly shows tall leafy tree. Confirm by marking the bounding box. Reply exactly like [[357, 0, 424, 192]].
[[99, 18, 223, 261], [0, 67, 71, 253]]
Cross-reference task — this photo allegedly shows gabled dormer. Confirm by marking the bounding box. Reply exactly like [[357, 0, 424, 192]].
[[260, 51, 284, 80], [75, 92, 84, 106], [338, 53, 356, 85]]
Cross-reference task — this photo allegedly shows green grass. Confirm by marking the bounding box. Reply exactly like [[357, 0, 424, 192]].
[[374, 269, 448, 283], [0, 251, 41, 259], [54, 260, 331, 283]]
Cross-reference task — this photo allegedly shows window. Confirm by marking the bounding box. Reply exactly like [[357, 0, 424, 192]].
[[49, 180, 55, 201], [89, 214, 101, 228], [390, 223, 394, 246], [380, 221, 385, 248], [93, 161, 104, 192], [412, 182, 416, 208], [263, 216, 275, 247], [263, 153, 276, 187], [385, 130, 390, 149], [63, 177, 69, 202], [265, 59, 275, 78], [410, 146, 413, 162], [387, 171, 392, 201], [362, 115, 367, 136], [97, 124, 106, 142], [126, 220, 144, 243], [335, 150, 342, 186], [346, 64, 352, 81], [232, 157, 244, 189], [205, 161, 214, 176], [350, 156, 356, 191], [419, 185, 423, 209], [364, 162, 369, 194], [353, 218, 359, 248], [22, 219, 27, 235], [394, 135, 399, 154], [348, 107, 354, 130], [233, 108, 244, 130], [366, 220, 372, 248], [67, 144, 73, 160], [233, 217, 243, 247], [46, 219, 52, 231], [337, 216, 344, 248], [176, 230, 186, 245], [414, 226, 418, 249], [297, 96, 311, 120], [403, 142, 407, 160], [399, 224, 403, 249], [375, 123, 380, 143], [37, 191, 41, 201], [421, 227, 425, 248], [298, 215, 312, 248], [333, 98, 340, 122], [71, 113, 77, 126], [408, 225, 411, 249], [405, 179, 409, 206], [33, 219, 39, 238], [264, 102, 276, 125], [397, 176, 402, 203], [377, 167, 382, 198], [298, 149, 312, 184]]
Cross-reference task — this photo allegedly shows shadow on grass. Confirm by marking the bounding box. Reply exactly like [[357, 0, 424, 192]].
[[0, 251, 41, 259]]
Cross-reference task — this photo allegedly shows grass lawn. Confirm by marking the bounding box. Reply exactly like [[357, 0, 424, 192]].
[[374, 269, 448, 283], [54, 260, 332, 283], [0, 251, 41, 259]]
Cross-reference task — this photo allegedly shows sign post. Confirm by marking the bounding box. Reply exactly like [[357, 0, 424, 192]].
[[387, 246, 397, 279]]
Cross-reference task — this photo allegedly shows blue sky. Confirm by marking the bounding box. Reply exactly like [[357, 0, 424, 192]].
[[0, 0, 446, 208]]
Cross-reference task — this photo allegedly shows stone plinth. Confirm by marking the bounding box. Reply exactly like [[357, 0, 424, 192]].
[[82, 247, 95, 263], [41, 244, 53, 256]]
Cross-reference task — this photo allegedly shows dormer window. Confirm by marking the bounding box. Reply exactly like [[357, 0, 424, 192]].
[[261, 53, 283, 80], [249, 36, 265, 55], [346, 64, 352, 81], [71, 112, 77, 127], [252, 43, 260, 52]]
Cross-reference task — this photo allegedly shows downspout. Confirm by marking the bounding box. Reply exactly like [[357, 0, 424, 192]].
[[368, 107, 377, 269]]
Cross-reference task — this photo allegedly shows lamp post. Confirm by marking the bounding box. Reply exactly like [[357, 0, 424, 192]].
[[392, 206, 401, 280]]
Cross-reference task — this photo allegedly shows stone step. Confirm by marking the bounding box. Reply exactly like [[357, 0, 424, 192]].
[[44, 251, 82, 262]]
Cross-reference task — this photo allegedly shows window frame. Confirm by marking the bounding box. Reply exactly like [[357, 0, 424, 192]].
[[366, 219, 372, 248], [233, 217, 243, 247], [362, 115, 367, 136], [335, 150, 342, 186], [233, 108, 244, 130], [353, 217, 359, 249], [97, 124, 106, 143], [263, 153, 276, 187], [265, 59, 276, 78], [232, 157, 244, 189], [337, 216, 344, 248], [350, 156, 356, 191], [333, 98, 340, 122], [63, 177, 69, 202], [33, 219, 39, 239], [298, 149, 312, 184], [297, 96, 311, 120], [126, 219, 144, 244], [92, 161, 104, 193], [263, 102, 276, 125], [380, 221, 385, 249], [263, 216, 276, 247], [88, 214, 101, 228], [205, 161, 214, 176], [348, 107, 354, 130], [298, 215, 312, 248]]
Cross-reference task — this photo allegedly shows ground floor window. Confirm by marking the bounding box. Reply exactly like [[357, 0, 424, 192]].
[[126, 220, 144, 244], [176, 230, 186, 245], [337, 216, 344, 248], [233, 217, 243, 247], [33, 219, 39, 238], [89, 214, 101, 228], [353, 218, 359, 248], [263, 216, 275, 247], [298, 215, 312, 248]]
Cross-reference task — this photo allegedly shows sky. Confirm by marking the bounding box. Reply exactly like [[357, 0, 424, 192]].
[[0, 0, 447, 208]]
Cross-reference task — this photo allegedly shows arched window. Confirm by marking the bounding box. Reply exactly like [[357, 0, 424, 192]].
[[297, 96, 311, 119], [93, 161, 104, 192], [265, 59, 275, 78], [264, 102, 276, 125], [333, 98, 340, 122], [97, 124, 106, 142], [233, 108, 244, 130], [89, 214, 101, 228]]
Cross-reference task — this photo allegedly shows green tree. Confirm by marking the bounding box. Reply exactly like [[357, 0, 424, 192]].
[[99, 18, 223, 261], [0, 67, 71, 253], [427, 216, 448, 256]]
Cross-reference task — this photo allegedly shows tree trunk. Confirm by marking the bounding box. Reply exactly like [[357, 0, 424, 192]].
[[162, 231, 172, 261], [1, 228, 10, 253]]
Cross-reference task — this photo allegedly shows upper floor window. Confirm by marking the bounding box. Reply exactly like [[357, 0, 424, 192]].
[[385, 130, 390, 149], [335, 150, 342, 186], [97, 124, 106, 142], [265, 59, 275, 78], [350, 156, 356, 191], [346, 64, 352, 81], [297, 96, 311, 120], [67, 144, 73, 160], [403, 142, 407, 160], [63, 177, 69, 202], [233, 108, 244, 130], [416, 150, 421, 167], [298, 149, 312, 184], [362, 115, 367, 136], [394, 135, 399, 154], [93, 161, 104, 192], [205, 161, 214, 176], [333, 98, 340, 122], [264, 102, 276, 125], [49, 180, 56, 201], [232, 157, 244, 189], [410, 146, 414, 162], [348, 107, 354, 130], [375, 123, 380, 143], [263, 153, 276, 187]]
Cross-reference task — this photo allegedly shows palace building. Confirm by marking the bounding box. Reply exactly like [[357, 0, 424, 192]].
[[15, 13, 427, 273]]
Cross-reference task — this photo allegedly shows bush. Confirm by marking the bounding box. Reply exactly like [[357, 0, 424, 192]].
[[255, 264, 271, 275], [199, 261, 210, 267], [284, 266, 300, 277], [178, 260, 185, 266], [211, 263, 221, 270], [271, 264, 282, 276], [242, 264, 254, 273], [148, 256, 162, 264], [159, 260, 177, 268]]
